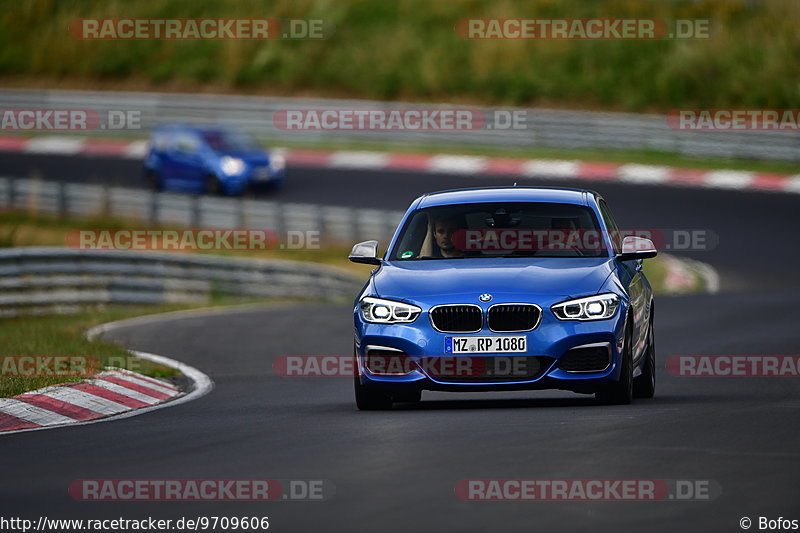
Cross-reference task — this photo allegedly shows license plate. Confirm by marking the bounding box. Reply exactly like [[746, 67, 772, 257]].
[[445, 336, 527, 354], [254, 167, 270, 180]]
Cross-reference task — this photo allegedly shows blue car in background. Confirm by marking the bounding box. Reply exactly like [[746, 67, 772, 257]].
[[143, 124, 285, 195], [349, 187, 657, 409]]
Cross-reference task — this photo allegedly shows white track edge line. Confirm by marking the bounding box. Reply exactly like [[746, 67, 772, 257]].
[[85, 302, 298, 341]]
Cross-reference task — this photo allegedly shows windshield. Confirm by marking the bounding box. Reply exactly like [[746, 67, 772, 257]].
[[200, 129, 261, 152], [390, 202, 609, 260]]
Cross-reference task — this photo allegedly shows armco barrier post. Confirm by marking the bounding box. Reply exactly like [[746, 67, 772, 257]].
[[7, 176, 15, 209], [149, 189, 159, 225], [102, 183, 111, 218], [351, 208, 360, 243], [237, 196, 246, 228], [57, 181, 67, 219], [317, 206, 327, 243], [275, 202, 287, 241], [190, 194, 201, 227], [1, 177, 406, 250]]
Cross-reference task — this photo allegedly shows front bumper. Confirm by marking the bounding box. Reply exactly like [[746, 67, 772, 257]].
[[354, 303, 627, 395], [219, 167, 285, 194], [247, 166, 285, 186]]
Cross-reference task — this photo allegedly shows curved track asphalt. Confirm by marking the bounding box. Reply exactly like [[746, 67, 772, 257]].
[[1, 152, 799, 532]]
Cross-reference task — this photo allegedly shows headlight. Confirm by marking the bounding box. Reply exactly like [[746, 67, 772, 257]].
[[360, 297, 421, 324], [269, 153, 286, 171], [551, 293, 620, 321], [220, 156, 245, 175]]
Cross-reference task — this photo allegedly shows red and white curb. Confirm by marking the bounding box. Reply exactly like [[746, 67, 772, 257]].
[[1, 135, 798, 195], [0, 368, 178, 433], [0, 349, 213, 435]]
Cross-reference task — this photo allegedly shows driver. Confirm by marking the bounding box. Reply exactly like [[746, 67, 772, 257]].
[[550, 217, 584, 254], [432, 215, 466, 258]]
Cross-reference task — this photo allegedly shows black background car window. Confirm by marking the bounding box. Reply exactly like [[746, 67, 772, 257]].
[[172, 132, 201, 154]]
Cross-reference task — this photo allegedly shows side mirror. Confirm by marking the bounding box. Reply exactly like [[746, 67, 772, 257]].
[[616, 236, 657, 262], [349, 240, 382, 265]]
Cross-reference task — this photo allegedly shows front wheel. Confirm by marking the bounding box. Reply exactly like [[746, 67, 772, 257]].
[[354, 375, 393, 410], [145, 170, 163, 191], [205, 174, 223, 196], [596, 322, 633, 405], [633, 318, 656, 399], [393, 390, 422, 404]]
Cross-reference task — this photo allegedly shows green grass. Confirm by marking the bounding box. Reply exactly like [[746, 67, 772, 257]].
[[0, 0, 798, 113], [0, 306, 187, 397], [641, 258, 668, 295]]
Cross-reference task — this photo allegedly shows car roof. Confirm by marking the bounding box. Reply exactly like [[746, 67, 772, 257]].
[[152, 123, 234, 134], [415, 186, 600, 208]]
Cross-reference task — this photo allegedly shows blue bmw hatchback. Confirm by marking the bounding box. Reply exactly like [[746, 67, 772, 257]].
[[143, 124, 285, 195], [350, 187, 657, 409]]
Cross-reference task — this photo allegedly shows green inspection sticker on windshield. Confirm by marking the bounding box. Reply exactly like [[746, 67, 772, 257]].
[[401, 251, 414, 259]]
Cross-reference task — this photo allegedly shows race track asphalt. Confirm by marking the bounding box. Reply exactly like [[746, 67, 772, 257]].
[[1, 152, 798, 532]]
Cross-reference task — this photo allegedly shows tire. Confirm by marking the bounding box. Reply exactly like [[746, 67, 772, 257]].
[[633, 314, 656, 399], [393, 390, 422, 403], [264, 179, 284, 193], [596, 321, 633, 405], [354, 375, 393, 410], [205, 174, 223, 196], [145, 170, 163, 191]]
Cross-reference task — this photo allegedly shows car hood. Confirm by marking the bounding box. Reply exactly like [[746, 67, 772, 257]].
[[372, 257, 615, 304], [218, 150, 270, 165]]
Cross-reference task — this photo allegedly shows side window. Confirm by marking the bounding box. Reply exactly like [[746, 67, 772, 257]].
[[393, 212, 428, 259], [151, 132, 170, 152], [172, 132, 201, 154], [598, 200, 622, 254]]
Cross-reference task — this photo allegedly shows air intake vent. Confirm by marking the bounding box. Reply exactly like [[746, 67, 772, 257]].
[[430, 305, 483, 333], [558, 343, 611, 372], [487, 304, 541, 332]]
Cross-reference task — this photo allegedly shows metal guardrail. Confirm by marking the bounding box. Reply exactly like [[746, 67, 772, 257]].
[[0, 176, 405, 244], [2, 88, 798, 161], [0, 247, 363, 317], [0, 176, 398, 316]]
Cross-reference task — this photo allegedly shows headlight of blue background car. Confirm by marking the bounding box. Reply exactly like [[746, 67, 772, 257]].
[[360, 297, 421, 324], [220, 156, 246, 175], [551, 293, 620, 321], [269, 153, 286, 171]]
